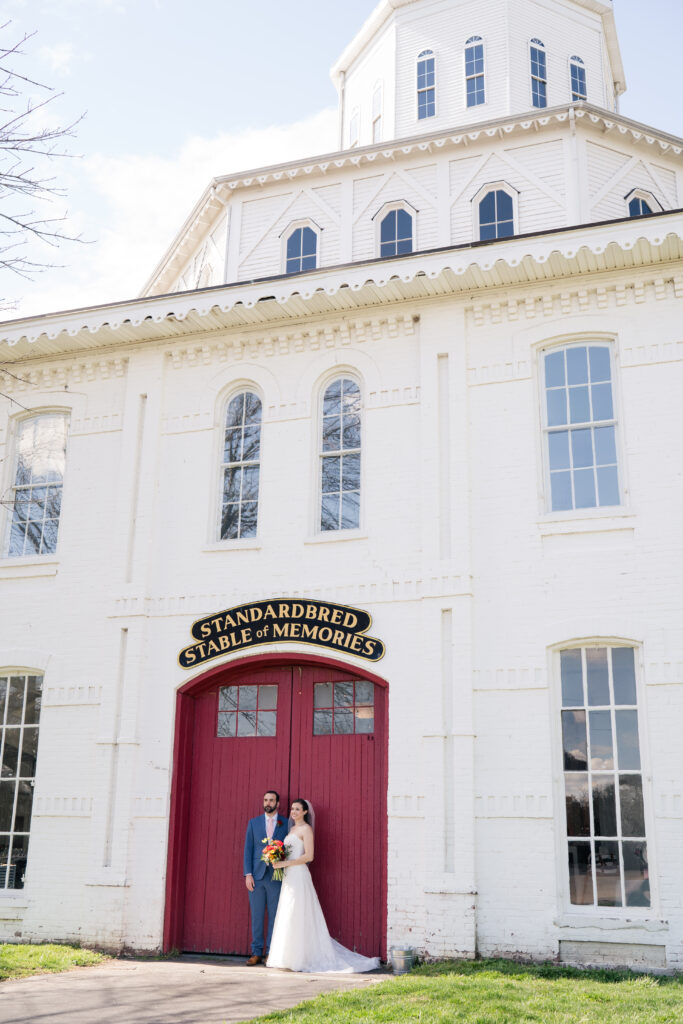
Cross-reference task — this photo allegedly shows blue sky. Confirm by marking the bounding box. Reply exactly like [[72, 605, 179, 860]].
[[3, 0, 682, 318]]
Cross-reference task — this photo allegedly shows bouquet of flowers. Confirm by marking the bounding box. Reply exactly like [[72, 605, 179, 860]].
[[261, 838, 287, 881]]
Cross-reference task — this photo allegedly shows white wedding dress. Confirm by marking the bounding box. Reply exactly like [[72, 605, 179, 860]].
[[267, 833, 380, 974]]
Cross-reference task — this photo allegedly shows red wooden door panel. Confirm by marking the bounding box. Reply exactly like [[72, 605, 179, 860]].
[[288, 666, 385, 958], [182, 667, 292, 954]]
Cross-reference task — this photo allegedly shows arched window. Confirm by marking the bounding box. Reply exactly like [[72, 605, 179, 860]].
[[372, 82, 383, 143], [320, 378, 361, 532], [570, 56, 586, 101], [530, 39, 547, 108], [628, 196, 653, 217], [0, 670, 43, 889], [478, 189, 514, 240], [465, 36, 485, 107], [543, 343, 620, 512], [379, 207, 414, 257], [6, 413, 68, 558], [559, 644, 650, 908], [285, 226, 318, 274], [417, 49, 436, 119], [220, 391, 262, 540]]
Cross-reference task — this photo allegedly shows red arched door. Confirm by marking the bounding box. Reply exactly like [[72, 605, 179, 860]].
[[168, 658, 387, 958]]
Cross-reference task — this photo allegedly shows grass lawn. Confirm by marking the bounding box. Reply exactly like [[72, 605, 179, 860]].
[[0, 943, 107, 982], [241, 959, 683, 1023]]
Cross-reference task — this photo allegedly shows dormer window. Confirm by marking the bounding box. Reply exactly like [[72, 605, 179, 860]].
[[285, 224, 319, 274], [625, 189, 661, 218], [474, 183, 517, 241], [530, 39, 547, 108], [570, 56, 586, 101], [417, 50, 436, 120], [465, 36, 485, 107], [377, 203, 414, 257]]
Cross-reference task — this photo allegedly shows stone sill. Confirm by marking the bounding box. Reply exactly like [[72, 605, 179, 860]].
[[555, 913, 668, 933], [0, 556, 59, 580], [538, 511, 636, 537], [202, 540, 261, 553], [304, 530, 368, 545]]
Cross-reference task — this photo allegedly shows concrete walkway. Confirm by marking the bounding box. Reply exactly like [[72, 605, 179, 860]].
[[0, 956, 387, 1024]]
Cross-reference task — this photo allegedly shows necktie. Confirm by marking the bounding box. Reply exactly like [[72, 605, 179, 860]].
[[266, 815, 275, 839]]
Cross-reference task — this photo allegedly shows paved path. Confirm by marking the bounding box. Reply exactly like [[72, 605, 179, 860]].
[[0, 956, 387, 1024]]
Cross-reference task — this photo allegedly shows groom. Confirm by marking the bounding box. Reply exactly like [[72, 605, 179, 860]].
[[243, 789, 288, 965]]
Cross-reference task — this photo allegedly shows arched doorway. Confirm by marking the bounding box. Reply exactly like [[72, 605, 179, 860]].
[[164, 653, 388, 958]]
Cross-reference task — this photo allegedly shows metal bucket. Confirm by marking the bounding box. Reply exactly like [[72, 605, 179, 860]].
[[390, 947, 415, 974]]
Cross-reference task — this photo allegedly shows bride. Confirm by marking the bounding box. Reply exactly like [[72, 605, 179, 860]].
[[266, 798, 380, 974]]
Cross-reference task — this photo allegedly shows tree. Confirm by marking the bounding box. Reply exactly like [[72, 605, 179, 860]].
[[0, 21, 83, 305]]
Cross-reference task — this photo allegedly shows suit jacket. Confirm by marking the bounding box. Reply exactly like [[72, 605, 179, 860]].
[[244, 813, 289, 880]]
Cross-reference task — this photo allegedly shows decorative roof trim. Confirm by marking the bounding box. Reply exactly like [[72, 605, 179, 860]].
[[4, 210, 683, 354], [141, 103, 683, 298]]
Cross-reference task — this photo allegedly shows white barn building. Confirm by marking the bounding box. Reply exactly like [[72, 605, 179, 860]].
[[1, 0, 682, 969]]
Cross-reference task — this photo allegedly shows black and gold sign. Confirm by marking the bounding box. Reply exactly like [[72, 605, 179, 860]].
[[179, 598, 385, 668]]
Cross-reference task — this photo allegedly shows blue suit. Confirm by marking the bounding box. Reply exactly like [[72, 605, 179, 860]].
[[244, 813, 289, 955]]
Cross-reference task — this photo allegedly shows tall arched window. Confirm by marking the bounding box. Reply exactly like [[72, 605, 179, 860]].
[[320, 378, 361, 532], [530, 39, 547, 108], [478, 189, 514, 240], [0, 670, 43, 889], [286, 226, 318, 274], [221, 391, 262, 540], [570, 56, 586, 101], [465, 36, 485, 107], [380, 207, 414, 257], [417, 50, 436, 119], [6, 413, 68, 558]]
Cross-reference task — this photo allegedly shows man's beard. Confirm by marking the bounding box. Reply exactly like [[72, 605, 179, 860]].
[[264, 805, 276, 813]]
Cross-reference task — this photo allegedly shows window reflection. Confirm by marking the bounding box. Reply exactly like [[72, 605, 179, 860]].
[[217, 684, 278, 738], [8, 415, 68, 558], [221, 392, 262, 540], [313, 681, 374, 735], [320, 379, 361, 532]]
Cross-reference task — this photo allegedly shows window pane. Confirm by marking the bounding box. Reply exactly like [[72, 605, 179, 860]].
[[589, 347, 611, 383], [595, 840, 622, 906], [258, 686, 278, 711], [341, 491, 360, 529], [242, 466, 260, 501], [240, 502, 258, 538], [322, 416, 341, 452], [562, 710, 587, 770], [14, 781, 33, 833], [545, 350, 565, 387], [592, 775, 617, 836], [568, 841, 593, 905], [257, 712, 277, 738], [221, 504, 239, 540], [334, 710, 354, 735], [566, 347, 588, 385], [612, 648, 637, 705], [323, 379, 342, 415], [594, 426, 616, 466], [565, 774, 590, 836], [597, 466, 619, 506], [616, 710, 641, 771], [321, 494, 340, 532], [342, 415, 361, 449], [239, 686, 258, 711], [620, 775, 646, 837], [0, 678, 6, 722], [586, 648, 609, 705], [10, 833, 29, 890], [589, 710, 614, 769], [355, 681, 374, 706], [561, 649, 583, 706], [242, 426, 261, 463], [314, 683, 333, 708], [334, 682, 354, 707], [7, 678, 25, 725], [569, 386, 591, 424], [548, 431, 570, 471], [0, 781, 15, 831], [571, 429, 593, 469], [322, 456, 341, 494], [313, 711, 333, 735], [355, 709, 374, 733], [479, 191, 496, 224], [591, 382, 614, 421], [623, 842, 650, 907], [380, 211, 396, 243], [2, 729, 19, 777], [546, 389, 568, 428], [237, 711, 257, 736], [19, 727, 39, 777], [217, 712, 237, 737], [573, 468, 596, 509], [551, 472, 573, 512]]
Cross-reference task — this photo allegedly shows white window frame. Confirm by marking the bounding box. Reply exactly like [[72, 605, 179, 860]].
[[2, 410, 70, 561], [217, 387, 263, 543], [372, 81, 383, 144], [317, 372, 363, 535], [550, 641, 657, 917], [373, 200, 417, 258], [529, 38, 548, 109], [0, 668, 43, 892], [471, 180, 518, 241], [624, 188, 663, 218], [464, 35, 486, 109], [280, 219, 322, 275], [569, 55, 587, 102], [416, 48, 437, 121], [539, 340, 626, 516]]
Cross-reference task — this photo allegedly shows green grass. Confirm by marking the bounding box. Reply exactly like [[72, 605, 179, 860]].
[[0, 943, 107, 982], [240, 959, 683, 1023]]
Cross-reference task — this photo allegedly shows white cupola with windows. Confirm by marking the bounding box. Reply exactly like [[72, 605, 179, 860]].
[[332, 0, 625, 148]]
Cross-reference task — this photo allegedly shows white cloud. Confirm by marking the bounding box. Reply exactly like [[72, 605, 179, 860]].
[[39, 42, 76, 75], [10, 107, 339, 319]]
